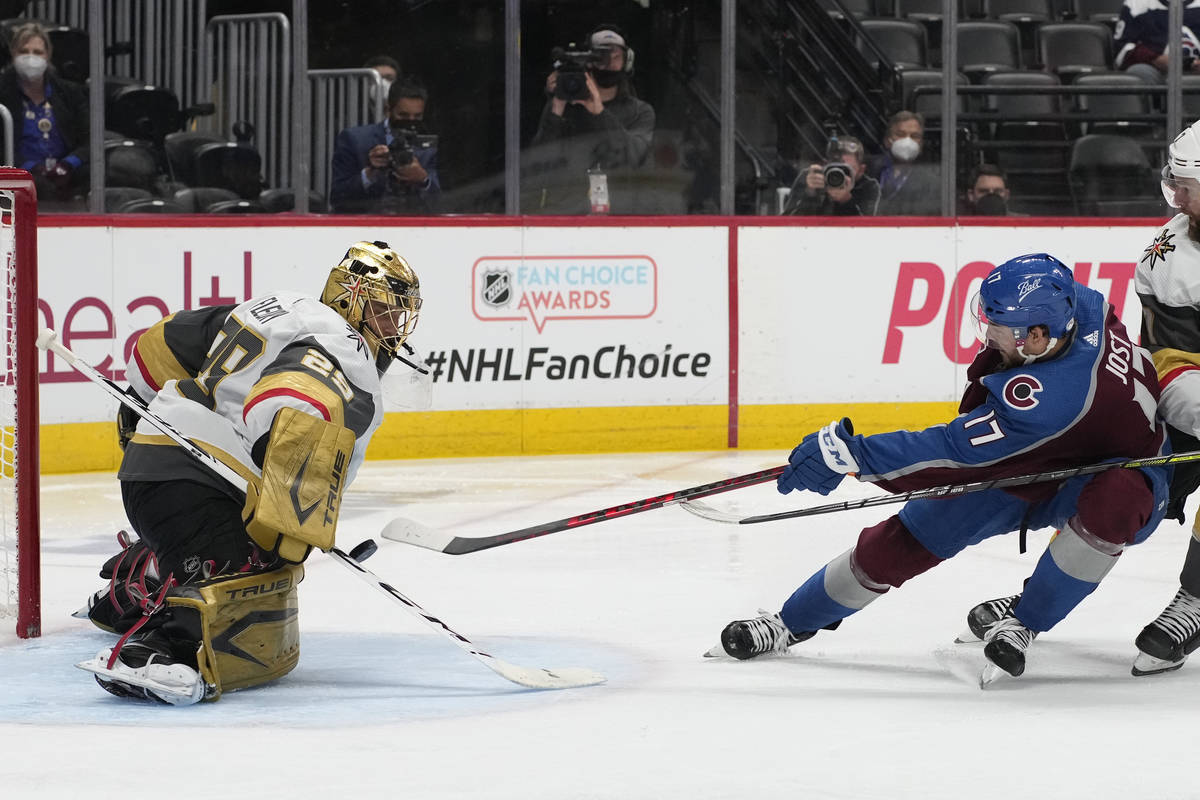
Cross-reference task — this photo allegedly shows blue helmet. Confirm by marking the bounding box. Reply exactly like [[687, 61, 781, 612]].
[[978, 253, 1076, 340]]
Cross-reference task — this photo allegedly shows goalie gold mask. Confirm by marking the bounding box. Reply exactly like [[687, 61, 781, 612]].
[[321, 241, 421, 370]]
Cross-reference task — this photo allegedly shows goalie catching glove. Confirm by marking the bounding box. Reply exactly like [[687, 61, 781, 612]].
[[243, 407, 356, 563]]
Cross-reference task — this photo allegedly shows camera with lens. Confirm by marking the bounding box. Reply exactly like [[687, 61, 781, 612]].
[[823, 162, 854, 190], [388, 130, 439, 172], [551, 45, 604, 101]]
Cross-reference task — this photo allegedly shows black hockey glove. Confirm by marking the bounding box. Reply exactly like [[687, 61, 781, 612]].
[[116, 387, 142, 450]]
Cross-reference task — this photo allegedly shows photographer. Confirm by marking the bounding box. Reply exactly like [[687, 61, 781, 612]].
[[329, 79, 441, 214], [782, 136, 878, 216], [529, 25, 655, 213]]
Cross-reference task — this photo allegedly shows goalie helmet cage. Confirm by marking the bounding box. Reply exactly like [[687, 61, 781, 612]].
[[0, 169, 39, 639]]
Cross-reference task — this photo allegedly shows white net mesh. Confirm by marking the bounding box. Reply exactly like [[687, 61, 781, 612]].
[[0, 189, 18, 619]]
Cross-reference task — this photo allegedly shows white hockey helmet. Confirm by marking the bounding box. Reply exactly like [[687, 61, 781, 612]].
[[1162, 119, 1200, 207]]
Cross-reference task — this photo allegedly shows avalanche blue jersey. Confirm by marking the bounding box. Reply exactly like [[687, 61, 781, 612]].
[[843, 283, 1169, 499]]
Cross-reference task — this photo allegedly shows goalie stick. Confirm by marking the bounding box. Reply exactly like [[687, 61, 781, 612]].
[[680, 448, 1200, 526], [380, 465, 786, 555], [39, 328, 604, 691]]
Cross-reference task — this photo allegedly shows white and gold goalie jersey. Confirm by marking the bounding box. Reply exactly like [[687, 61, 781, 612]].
[[119, 291, 383, 497]]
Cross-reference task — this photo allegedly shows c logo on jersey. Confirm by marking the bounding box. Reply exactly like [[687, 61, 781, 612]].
[[1002, 374, 1043, 409]]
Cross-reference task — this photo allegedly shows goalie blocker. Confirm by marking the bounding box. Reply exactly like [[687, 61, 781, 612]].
[[244, 407, 356, 564]]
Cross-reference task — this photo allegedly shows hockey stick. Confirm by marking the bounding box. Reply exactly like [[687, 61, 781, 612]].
[[379, 465, 787, 555], [38, 328, 604, 690], [679, 448, 1200, 526]]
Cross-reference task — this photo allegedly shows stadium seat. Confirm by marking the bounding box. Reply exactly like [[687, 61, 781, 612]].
[[206, 199, 266, 214], [1037, 22, 1113, 81], [191, 142, 263, 198], [117, 198, 188, 213], [983, 0, 1051, 62], [957, 20, 1022, 79], [859, 18, 928, 68], [897, 68, 970, 115], [818, 0, 876, 19], [164, 132, 225, 185], [1068, 134, 1158, 216], [1072, 72, 1156, 138], [94, 187, 153, 212], [979, 71, 1071, 199], [106, 83, 182, 147], [1071, 0, 1121, 28], [104, 139, 161, 193], [171, 187, 240, 212], [257, 188, 330, 213]]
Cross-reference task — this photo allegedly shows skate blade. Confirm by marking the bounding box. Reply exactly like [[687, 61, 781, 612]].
[[954, 626, 983, 644], [979, 662, 1007, 689], [70, 603, 91, 619], [76, 657, 206, 705], [1131, 652, 1187, 677], [703, 643, 725, 658]]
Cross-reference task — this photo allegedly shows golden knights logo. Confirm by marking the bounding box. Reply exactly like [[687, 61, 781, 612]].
[[482, 270, 511, 307], [1142, 230, 1176, 270]]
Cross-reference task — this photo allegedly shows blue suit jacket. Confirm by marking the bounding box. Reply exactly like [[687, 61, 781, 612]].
[[329, 121, 440, 213]]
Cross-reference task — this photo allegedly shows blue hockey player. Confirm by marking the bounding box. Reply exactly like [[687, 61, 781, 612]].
[[716, 253, 1172, 684]]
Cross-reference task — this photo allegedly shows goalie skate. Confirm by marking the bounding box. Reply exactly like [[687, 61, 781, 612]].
[[77, 646, 208, 706]]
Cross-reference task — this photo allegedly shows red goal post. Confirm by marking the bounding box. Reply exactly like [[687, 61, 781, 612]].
[[0, 169, 39, 639]]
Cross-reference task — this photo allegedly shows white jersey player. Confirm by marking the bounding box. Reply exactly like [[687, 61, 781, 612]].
[[78, 240, 423, 704]]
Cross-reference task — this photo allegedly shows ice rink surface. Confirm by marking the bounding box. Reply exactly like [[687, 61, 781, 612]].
[[2, 450, 1197, 800]]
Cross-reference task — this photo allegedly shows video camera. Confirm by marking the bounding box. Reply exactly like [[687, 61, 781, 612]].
[[388, 130, 439, 171], [550, 45, 606, 101]]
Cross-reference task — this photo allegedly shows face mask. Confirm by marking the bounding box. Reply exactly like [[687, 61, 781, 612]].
[[890, 136, 920, 163], [13, 54, 47, 81]]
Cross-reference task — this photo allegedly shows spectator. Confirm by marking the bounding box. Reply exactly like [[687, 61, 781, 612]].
[[782, 135, 880, 216], [1114, 0, 1200, 82], [363, 54, 400, 105], [329, 79, 441, 214], [963, 164, 1013, 216], [871, 111, 940, 216], [0, 22, 89, 206], [528, 24, 656, 213]]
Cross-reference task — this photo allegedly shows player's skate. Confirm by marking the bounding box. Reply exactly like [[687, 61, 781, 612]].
[[956, 593, 1021, 643], [707, 610, 838, 659], [980, 612, 1037, 687], [77, 631, 206, 706], [1132, 588, 1200, 676]]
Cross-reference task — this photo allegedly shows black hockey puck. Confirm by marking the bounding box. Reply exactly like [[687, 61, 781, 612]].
[[349, 539, 378, 562]]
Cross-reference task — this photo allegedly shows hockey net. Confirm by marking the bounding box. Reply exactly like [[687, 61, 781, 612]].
[[0, 169, 39, 638]]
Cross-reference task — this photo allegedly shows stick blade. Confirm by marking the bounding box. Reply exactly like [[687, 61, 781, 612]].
[[380, 516, 458, 552], [487, 658, 607, 690], [679, 500, 744, 524]]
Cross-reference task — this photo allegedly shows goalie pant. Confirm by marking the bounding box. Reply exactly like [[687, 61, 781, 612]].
[[772, 280, 1171, 639]]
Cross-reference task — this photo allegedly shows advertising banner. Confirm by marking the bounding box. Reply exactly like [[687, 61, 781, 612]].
[[36, 223, 729, 424], [737, 223, 1162, 406]]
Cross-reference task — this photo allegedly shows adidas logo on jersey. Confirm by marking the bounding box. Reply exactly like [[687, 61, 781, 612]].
[[1083, 330, 1099, 347]]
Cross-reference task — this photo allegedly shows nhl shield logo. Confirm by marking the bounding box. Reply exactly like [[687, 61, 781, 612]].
[[482, 270, 511, 307]]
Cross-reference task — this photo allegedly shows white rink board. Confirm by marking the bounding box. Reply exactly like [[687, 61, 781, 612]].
[[738, 223, 1164, 405], [36, 224, 729, 423]]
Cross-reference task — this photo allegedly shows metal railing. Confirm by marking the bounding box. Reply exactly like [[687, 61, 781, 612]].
[[201, 12, 292, 190], [308, 68, 386, 203]]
